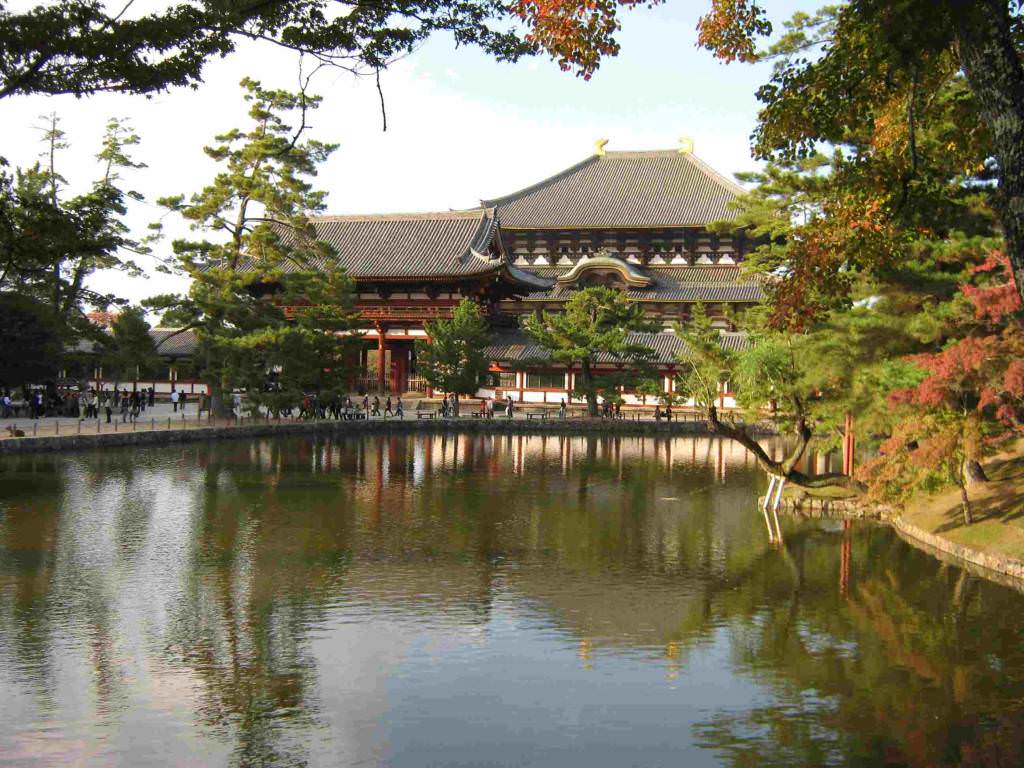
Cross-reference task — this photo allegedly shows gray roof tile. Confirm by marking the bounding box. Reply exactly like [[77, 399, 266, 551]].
[[263, 209, 505, 280], [483, 150, 744, 229], [151, 328, 198, 357], [485, 329, 749, 365]]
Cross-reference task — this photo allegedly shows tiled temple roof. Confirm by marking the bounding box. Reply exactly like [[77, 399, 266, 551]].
[[485, 329, 751, 365], [482, 150, 744, 229], [268, 209, 503, 279], [139, 327, 752, 367], [151, 328, 199, 357], [238, 209, 550, 291], [512, 264, 763, 303]]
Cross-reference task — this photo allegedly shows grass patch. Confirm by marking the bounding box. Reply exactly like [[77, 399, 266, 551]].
[[901, 440, 1024, 562]]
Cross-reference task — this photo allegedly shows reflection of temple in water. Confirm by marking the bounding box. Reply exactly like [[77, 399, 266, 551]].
[[4, 434, 1024, 767]]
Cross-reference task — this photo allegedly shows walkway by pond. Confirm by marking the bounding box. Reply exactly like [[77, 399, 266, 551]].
[[1, 434, 1023, 766]]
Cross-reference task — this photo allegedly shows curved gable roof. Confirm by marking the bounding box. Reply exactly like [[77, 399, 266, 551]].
[[482, 150, 744, 229]]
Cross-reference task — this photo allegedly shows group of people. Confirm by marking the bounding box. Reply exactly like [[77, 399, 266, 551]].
[[290, 393, 405, 420], [474, 395, 518, 419], [0, 385, 200, 423]]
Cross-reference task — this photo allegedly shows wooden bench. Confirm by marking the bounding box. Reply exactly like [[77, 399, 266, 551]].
[[525, 409, 550, 421], [415, 405, 436, 419]]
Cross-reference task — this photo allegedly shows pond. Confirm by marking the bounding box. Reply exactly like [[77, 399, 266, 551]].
[[1, 433, 1023, 767]]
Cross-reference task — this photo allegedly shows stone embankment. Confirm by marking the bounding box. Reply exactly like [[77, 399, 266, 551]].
[[771, 494, 1024, 592], [0, 416, 775, 455]]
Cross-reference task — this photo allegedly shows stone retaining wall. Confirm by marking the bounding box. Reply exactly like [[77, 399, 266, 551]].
[[0, 417, 774, 455], [894, 518, 1024, 589], [772, 495, 1024, 592]]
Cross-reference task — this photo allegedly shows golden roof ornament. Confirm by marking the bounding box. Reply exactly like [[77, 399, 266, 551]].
[[594, 138, 609, 156], [678, 136, 694, 154]]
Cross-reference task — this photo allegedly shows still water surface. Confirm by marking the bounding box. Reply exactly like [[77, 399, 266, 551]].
[[2, 434, 1024, 767]]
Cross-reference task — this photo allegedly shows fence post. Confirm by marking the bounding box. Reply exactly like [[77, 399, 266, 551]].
[[151, 417, 155, 431], [55, 421, 59, 436]]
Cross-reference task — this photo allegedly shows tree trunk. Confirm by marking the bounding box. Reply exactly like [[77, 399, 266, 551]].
[[958, 479, 974, 526], [954, 0, 1024, 306], [581, 360, 598, 417], [705, 404, 866, 497], [964, 458, 989, 485]]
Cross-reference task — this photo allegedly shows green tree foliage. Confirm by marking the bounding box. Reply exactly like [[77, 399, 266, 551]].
[[522, 285, 657, 416], [150, 78, 360, 416], [697, 46, 1017, 501], [415, 298, 492, 413], [0, 0, 544, 100], [0, 292, 63, 388], [698, 0, 1024, 309], [102, 306, 159, 387], [674, 303, 862, 494], [0, 115, 147, 358]]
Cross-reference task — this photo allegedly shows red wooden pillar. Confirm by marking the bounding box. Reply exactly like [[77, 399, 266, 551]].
[[375, 322, 387, 394], [842, 413, 856, 475]]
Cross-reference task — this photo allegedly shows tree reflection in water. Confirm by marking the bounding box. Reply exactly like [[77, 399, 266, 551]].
[[0, 434, 1023, 767]]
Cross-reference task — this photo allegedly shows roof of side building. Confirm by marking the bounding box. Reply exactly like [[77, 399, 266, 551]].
[[484, 329, 751, 365], [250, 209, 504, 280], [482, 150, 744, 229]]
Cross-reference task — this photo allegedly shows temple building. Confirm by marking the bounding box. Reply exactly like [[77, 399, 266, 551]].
[[300, 142, 762, 406], [143, 142, 763, 406]]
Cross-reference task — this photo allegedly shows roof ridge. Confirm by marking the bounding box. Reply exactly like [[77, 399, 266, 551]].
[[678, 152, 747, 196], [480, 154, 600, 207], [312, 208, 493, 222]]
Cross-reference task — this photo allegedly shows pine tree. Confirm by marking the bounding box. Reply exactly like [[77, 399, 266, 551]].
[[415, 299, 492, 415], [522, 285, 657, 416], [151, 78, 360, 417]]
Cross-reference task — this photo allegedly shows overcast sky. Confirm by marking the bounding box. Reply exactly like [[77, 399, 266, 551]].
[[0, 1, 815, 311]]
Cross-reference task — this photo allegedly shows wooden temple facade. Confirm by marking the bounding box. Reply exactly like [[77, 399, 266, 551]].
[[153, 144, 764, 406], [327, 145, 762, 405]]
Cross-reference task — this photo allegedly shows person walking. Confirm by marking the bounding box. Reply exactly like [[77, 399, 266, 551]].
[[179, 391, 188, 413], [171, 389, 179, 413], [559, 398, 566, 420], [505, 395, 514, 419], [371, 396, 380, 417], [395, 396, 403, 419], [383, 396, 393, 418]]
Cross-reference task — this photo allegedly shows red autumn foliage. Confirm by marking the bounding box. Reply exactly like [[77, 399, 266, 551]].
[[696, 0, 771, 64], [888, 251, 1023, 428], [962, 251, 1022, 323], [510, 0, 658, 79]]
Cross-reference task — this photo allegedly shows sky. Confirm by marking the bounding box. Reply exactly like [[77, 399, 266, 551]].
[[0, 1, 817, 310]]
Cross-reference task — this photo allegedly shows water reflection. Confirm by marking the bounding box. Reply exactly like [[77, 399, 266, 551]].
[[0, 435, 1022, 766]]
